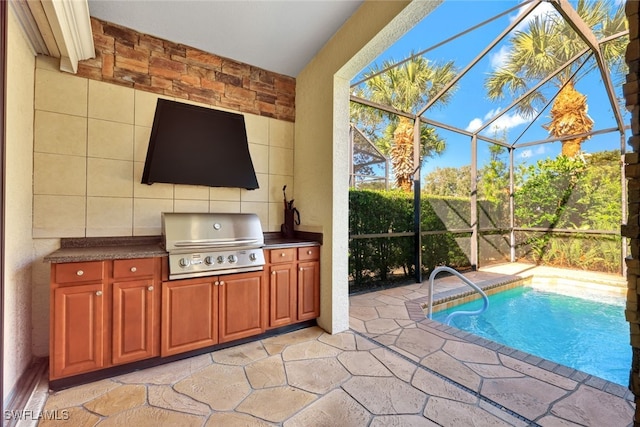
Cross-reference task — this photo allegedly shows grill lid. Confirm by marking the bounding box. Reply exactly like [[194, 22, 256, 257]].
[[162, 212, 264, 252]]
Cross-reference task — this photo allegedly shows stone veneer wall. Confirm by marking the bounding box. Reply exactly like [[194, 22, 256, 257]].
[[78, 18, 295, 122], [622, 1, 640, 424]]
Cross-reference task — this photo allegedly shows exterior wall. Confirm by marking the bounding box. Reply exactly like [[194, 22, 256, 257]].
[[29, 24, 295, 356], [3, 7, 35, 401], [623, 1, 640, 423], [294, 0, 442, 333], [81, 18, 295, 122]]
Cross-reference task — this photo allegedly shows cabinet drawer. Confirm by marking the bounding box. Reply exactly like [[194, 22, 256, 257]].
[[268, 248, 296, 264], [55, 261, 104, 284], [298, 246, 319, 261], [114, 258, 156, 279]]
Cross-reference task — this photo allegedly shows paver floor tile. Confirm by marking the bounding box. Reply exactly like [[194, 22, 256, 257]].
[[211, 341, 268, 365], [147, 384, 211, 416], [283, 389, 371, 427], [370, 414, 440, 426], [338, 351, 393, 376], [411, 368, 477, 404], [498, 354, 578, 390], [342, 377, 426, 415], [38, 406, 100, 427], [245, 355, 287, 388], [420, 351, 482, 390], [235, 386, 316, 422], [423, 397, 516, 427], [174, 364, 250, 410], [43, 379, 119, 410], [97, 406, 204, 427], [114, 353, 212, 385], [482, 377, 567, 420], [349, 305, 380, 321], [370, 347, 417, 382], [83, 384, 146, 416], [395, 328, 445, 358], [281, 340, 342, 361], [363, 318, 402, 334], [537, 414, 584, 426], [285, 358, 350, 393], [376, 304, 410, 320], [261, 326, 324, 347], [550, 384, 635, 426], [318, 331, 357, 350], [466, 362, 524, 378], [205, 412, 276, 426], [442, 340, 500, 364]]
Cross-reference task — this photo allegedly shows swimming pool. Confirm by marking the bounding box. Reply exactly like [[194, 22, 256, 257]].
[[432, 285, 629, 386]]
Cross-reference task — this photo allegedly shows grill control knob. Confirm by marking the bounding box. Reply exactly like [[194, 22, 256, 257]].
[[179, 258, 190, 268], [249, 253, 257, 262], [228, 254, 238, 264], [204, 256, 213, 265], [217, 256, 225, 264]]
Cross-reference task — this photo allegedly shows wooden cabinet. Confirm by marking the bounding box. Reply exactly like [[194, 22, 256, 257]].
[[51, 280, 105, 379], [266, 245, 320, 328], [161, 270, 264, 356], [161, 277, 218, 357], [112, 258, 160, 365], [50, 257, 161, 380], [50, 242, 318, 382], [268, 249, 297, 327]]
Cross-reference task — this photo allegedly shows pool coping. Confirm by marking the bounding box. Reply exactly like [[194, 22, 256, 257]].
[[404, 273, 634, 402]]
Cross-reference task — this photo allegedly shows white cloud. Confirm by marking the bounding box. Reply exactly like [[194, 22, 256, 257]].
[[520, 149, 532, 159], [490, 45, 510, 71], [511, 1, 557, 31], [465, 118, 483, 132], [466, 108, 529, 134]]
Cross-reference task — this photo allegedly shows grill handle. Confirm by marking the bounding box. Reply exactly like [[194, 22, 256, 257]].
[[173, 238, 261, 248]]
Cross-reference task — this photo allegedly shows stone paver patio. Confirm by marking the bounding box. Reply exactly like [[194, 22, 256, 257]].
[[32, 264, 634, 426]]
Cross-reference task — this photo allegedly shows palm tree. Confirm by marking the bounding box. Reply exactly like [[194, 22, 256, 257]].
[[352, 56, 456, 191], [485, 0, 627, 157]]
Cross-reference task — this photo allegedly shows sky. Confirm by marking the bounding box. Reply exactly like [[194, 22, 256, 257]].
[[351, 0, 630, 180]]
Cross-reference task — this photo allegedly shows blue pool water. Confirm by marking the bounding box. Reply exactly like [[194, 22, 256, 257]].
[[432, 286, 629, 386]]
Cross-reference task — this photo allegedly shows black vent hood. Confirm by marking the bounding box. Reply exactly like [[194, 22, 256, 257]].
[[142, 99, 259, 189]]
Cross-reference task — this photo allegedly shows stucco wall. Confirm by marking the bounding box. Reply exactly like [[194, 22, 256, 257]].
[[294, 0, 442, 333], [3, 7, 35, 401]]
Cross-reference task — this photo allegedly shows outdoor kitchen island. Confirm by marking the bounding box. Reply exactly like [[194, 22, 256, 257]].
[[44, 231, 321, 390]]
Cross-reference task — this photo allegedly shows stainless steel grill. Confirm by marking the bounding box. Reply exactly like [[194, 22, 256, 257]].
[[162, 212, 265, 280]]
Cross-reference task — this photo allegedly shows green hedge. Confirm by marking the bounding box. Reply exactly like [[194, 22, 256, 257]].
[[349, 190, 488, 291]]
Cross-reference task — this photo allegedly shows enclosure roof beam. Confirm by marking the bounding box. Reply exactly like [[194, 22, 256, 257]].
[[415, 0, 542, 118], [350, 123, 388, 159], [549, 0, 626, 133], [514, 126, 626, 149]]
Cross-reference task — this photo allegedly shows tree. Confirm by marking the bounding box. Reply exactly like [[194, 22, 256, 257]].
[[352, 56, 457, 191], [485, 0, 627, 157]]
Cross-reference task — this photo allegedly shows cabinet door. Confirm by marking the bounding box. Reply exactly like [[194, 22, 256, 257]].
[[218, 272, 264, 343], [297, 261, 320, 321], [112, 279, 157, 364], [161, 278, 218, 357], [51, 283, 105, 379], [268, 263, 297, 327]]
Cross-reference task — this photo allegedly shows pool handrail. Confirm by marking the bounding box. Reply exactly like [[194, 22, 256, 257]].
[[426, 266, 489, 325]]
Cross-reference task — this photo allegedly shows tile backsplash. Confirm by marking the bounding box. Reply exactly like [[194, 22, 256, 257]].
[[33, 56, 294, 238]]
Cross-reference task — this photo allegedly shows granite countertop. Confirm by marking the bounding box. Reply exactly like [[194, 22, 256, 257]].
[[45, 233, 322, 264], [44, 236, 167, 263]]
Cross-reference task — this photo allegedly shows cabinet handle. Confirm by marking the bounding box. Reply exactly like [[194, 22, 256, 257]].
[[220, 281, 225, 285], [299, 267, 303, 271], [76, 270, 84, 276], [148, 286, 154, 291], [214, 281, 219, 286], [130, 267, 137, 272], [272, 271, 276, 275], [95, 291, 102, 296], [307, 250, 312, 255], [280, 252, 286, 257]]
